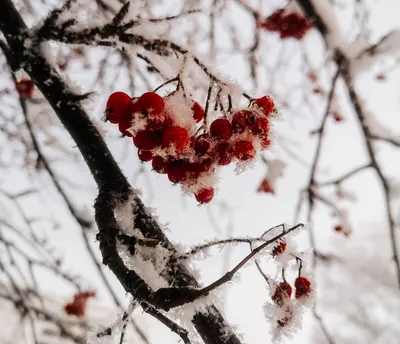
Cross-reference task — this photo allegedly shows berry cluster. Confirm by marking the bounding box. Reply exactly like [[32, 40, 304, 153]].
[[104, 90, 276, 204], [258, 9, 312, 40]]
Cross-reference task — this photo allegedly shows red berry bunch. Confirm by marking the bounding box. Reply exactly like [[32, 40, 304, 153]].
[[15, 79, 34, 99], [104, 91, 276, 204], [294, 276, 312, 299], [271, 281, 292, 306], [258, 9, 312, 40]]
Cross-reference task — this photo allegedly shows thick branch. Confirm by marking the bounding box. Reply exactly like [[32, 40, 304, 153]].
[[0, 1, 242, 343]]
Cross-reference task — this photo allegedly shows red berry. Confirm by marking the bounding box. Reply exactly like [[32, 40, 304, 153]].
[[133, 130, 162, 150], [252, 117, 270, 136], [136, 92, 165, 115], [167, 160, 190, 183], [194, 134, 211, 156], [162, 126, 190, 154], [261, 136, 272, 149], [271, 282, 292, 306], [195, 188, 214, 204], [213, 142, 234, 166], [231, 110, 254, 134], [271, 241, 286, 256], [258, 178, 275, 194], [234, 140, 256, 160], [190, 158, 215, 176], [138, 150, 153, 162], [105, 92, 133, 122], [15, 79, 34, 99], [252, 96, 275, 116], [294, 277, 312, 298], [210, 118, 233, 141], [147, 113, 173, 132], [118, 121, 132, 137], [192, 102, 205, 123], [152, 156, 168, 174]]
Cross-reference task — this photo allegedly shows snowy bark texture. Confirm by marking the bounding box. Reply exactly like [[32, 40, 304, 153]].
[[0, 1, 242, 343]]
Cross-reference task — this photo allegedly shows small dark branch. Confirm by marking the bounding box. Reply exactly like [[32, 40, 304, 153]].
[[203, 81, 213, 128], [317, 163, 372, 186], [151, 223, 303, 311], [340, 59, 400, 287], [307, 64, 342, 225], [369, 134, 400, 148], [313, 308, 336, 344], [141, 303, 192, 344], [176, 237, 267, 261], [153, 76, 179, 92], [295, 0, 329, 36]]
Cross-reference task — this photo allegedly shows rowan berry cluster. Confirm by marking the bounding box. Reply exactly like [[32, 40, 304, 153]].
[[104, 91, 276, 203], [258, 9, 312, 40]]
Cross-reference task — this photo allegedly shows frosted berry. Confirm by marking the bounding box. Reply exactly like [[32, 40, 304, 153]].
[[147, 113, 173, 132], [167, 160, 190, 183], [261, 136, 272, 149], [194, 134, 211, 156], [258, 178, 275, 194], [252, 96, 274, 116], [105, 92, 133, 123], [210, 118, 233, 141], [15, 79, 34, 99], [271, 282, 292, 306], [138, 150, 153, 162], [162, 126, 190, 154], [133, 130, 162, 150], [271, 241, 286, 256], [118, 121, 132, 137], [136, 92, 165, 115], [252, 117, 269, 136], [234, 140, 256, 160], [191, 158, 215, 177], [214, 142, 234, 166], [195, 188, 214, 204], [192, 102, 205, 123], [294, 277, 312, 298], [152, 156, 168, 174], [231, 110, 254, 134]]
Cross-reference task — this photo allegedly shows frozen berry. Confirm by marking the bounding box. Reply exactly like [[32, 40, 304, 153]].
[[138, 150, 153, 162], [191, 158, 214, 176], [234, 140, 256, 160], [136, 92, 165, 115], [252, 117, 270, 136], [252, 96, 275, 116], [162, 126, 190, 154], [214, 142, 234, 166], [271, 241, 286, 256], [152, 156, 168, 174], [118, 121, 132, 137], [105, 92, 133, 123], [210, 118, 233, 141], [194, 134, 211, 156], [147, 113, 173, 132], [294, 277, 312, 298], [271, 282, 292, 306], [192, 102, 205, 123], [261, 136, 272, 149], [133, 130, 162, 150], [231, 110, 254, 134], [195, 188, 214, 204], [258, 178, 275, 194], [15, 79, 34, 99], [167, 160, 190, 183]]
